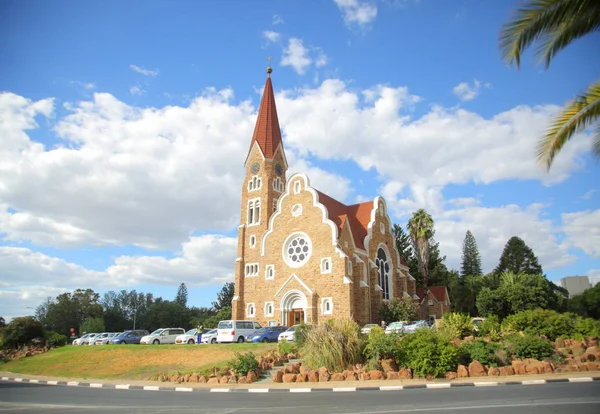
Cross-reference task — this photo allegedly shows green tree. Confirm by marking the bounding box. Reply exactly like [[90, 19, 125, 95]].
[[212, 282, 235, 311], [34, 296, 53, 328], [80, 316, 105, 334], [408, 209, 435, 287], [2, 316, 44, 349], [494, 236, 543, 276], [0, 316, 5, 328], [44, 289, 103, 336], [204, 306, 232, 328], [460, 230, 483, 277], [175, 283, 188, 307], [379, 298, 418, 324], [568, 283, 600, 319], [476, 287, 507, 318], [393, 223, 418, 277], [500, 0, 600, 169]]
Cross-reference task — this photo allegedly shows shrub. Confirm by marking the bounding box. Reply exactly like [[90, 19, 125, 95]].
[[574, 317, 600, 338], [479, 315, 501, 341], [380, 298, 418, 324], [364, 326, 401, 362], [439, 312, 473, 340], [278, 341, 298, 356], [460, 340, 504, 367], [505, 334, 554, 360], [501, 309, 575, 341], [2, 316, 44, 349], [396, 329, 460, 378], [228, 352, 259, 376], [46, 331, 67, 347], [79, 317, 105, 335], [300, 319, 363, 372], [295, 323, 309, 348]]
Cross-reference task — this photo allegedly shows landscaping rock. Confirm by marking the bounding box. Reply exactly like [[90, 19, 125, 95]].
[[282, 374, 297, 383], [207, 377, 219, 384], [555, 338, 566, 348], [487, 367, 500, 376], [318, 367, 330, 382], [331, 373, 345, 382], [198, 376, 208, 383], [238, 377, 248, 384], [541, 361, 554, 373], [445, 371, 458, 380], [300, 365, 309, 375], [468, 361, 486, 377], [498, 366, 515, 376], [360, 372, 371, 381], [307, 370, 319, 382], [525, 365, 539, 375], [386, 371, 400, 380], [285, 364, 300, 374], [511, 360, 527, 375], [369, 370, 384, 380], [219, 376, 229, 384], [272, 370, 283, 383], [457, 365, 469, 378], [398, 368, 413, 379], [585, 361, 598, 371], [296, 373, 308, 382], [228, 376, 238, 384], [381, 359, 398, 373]]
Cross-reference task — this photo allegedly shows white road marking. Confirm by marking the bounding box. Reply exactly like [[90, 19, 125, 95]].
[[474, 382, 499, 386], [289, 388, 312, 393], [248, 388, 270, 393], [115, 384, 130, 390], [426, 383, 451, 388], [569, 377, 593, 382], [380, 386, 404, 391]]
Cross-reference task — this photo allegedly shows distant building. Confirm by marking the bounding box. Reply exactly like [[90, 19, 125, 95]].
[[589, 276, 600, 288], [559, 276, 592, 297]]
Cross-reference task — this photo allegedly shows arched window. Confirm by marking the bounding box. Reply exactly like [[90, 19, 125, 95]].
[[376, 247, 390, 300], [293, 180, 301, 194], [320, 258, 331, 274], [249, 235, 256, 248], [273, 177, 284, 192], [380, 222, 385, 234], [247, 199, 260, 225], [248, 176, 261, 192], [247, 303, 255, 317], [265, 265, 274, 280], [322, 298, 333, 315]]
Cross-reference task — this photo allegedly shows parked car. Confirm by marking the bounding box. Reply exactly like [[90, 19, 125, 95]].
[[403, 320, 430, 334], [361, 324, 378, 335], [278, 325, 298, 342], [109, 330, 149, 345], [385, 322, 408, 334], [79, 333, 99, 345], [141, 328, 185, 345], [175, 328, 199, 345], [94, 332, 120, 345], [247, 326, 288, 343], [72, 333, 90, 346], [217, 320, 261, 343], [200, 329, 218, 344]]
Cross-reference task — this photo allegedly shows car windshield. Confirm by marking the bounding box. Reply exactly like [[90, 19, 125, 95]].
[[389, 322, 404, 327], [218, 321, 233, 329], [207, 329, 217, 335], [286, 327, 296, 332], [150, 329, 163, 336], [185, 329, 197, 335], [255, 328, 268, 334]]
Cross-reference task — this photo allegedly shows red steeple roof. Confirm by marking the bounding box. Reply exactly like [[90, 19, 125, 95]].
[[248, 73, 283, 159]]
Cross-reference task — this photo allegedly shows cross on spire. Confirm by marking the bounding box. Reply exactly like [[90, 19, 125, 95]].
[[267, 56, 273, 76]]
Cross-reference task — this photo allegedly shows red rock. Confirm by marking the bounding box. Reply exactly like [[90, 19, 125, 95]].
[[296, 373, 308, 382], [228, 376, 237, 384], [238, 377, 248, 384], [318, 367, 330, 382], [272, 370, 283, 383], [541, 361, 554, 373], [360, 372, 371, 381], [307, 370, 319, 382], [468, 361, 486, 377], [198, 376, 208, 383], [487, 367, 500, 376], [398, 368, 413, 379], [579, 364, 589, 371], [331, 373, 345, 382], [499, 366, 515, 376], [386, 371, 400, 380], [555, 338, 566, 348], [445, 371, 458, 380], [457, 365, 469, 378], [282, 374, 297, 383], [207, 377, 219, 384], [381, 359, 398, 373], [299, 365, 309, 375], [525, 365, 539, 374], [219, 376, 229, 384], [247, 371, 258, 383], [512, 361, 527, 375], [369, 370, 384, 380]]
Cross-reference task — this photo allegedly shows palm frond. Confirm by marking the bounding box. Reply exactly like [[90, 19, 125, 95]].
[[537, 79, 600, 169], [500, 0, 600, 68]]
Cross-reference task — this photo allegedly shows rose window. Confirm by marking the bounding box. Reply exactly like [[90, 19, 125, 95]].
[[284, 234, 312, 267]]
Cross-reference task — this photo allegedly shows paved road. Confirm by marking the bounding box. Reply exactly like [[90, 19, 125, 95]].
[[1, 381, 599, 413]]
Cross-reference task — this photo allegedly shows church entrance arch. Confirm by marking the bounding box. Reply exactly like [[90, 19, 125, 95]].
[[280, 290, 307, 327]]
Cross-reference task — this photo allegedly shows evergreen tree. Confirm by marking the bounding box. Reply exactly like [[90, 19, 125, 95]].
[[494, 236, 543, 275], [460, 230, 483, 277], [175, 283, 188, 307], [212, 282, 234, 311], [408, 209, 434, 287], [393, 224, 418, 277]]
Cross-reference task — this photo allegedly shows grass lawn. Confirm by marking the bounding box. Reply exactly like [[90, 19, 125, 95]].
[[0, 343, 276, 380]]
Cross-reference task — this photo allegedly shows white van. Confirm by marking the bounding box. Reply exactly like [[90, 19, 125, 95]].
[[140, 328, 185, 345], [217, 320, 261, 343]]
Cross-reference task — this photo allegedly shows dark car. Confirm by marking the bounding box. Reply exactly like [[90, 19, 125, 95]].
[[109, 330, 149, 344], [247, 326, 288, 343]]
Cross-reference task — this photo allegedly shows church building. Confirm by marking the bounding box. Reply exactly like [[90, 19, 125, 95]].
[[231, 67, 448, 327]]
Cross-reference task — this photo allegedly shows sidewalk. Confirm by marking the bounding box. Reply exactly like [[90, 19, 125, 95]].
[[2, 370, 599, 392]]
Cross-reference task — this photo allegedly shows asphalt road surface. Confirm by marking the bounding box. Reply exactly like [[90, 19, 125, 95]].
[[1, 381, 599, 413]]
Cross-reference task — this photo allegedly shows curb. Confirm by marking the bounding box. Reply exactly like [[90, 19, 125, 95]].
[[2, 375, 599, 393]]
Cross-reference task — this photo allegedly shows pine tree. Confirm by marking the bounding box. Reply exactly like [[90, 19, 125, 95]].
[[494, 236, 543, 276], [393, 224, 419, 277], [212, 282, 234, 311], [175, 283, 188, 307], [460, 230, 483, 277]]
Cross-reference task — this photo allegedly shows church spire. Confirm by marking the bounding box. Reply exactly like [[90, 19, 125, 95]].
[[246, 63, 283, 162]]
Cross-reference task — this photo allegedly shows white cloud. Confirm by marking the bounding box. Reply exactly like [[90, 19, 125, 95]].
[[281, 38, 312, 75], [563, 209, 600, 258], [333, 0, 378, 29], [452, 79, 490, 101], [0, 235, 236, 319], [129, 85, 145, 96], [582, 189, 596, 200], [129, 64, 159, 77], [263, 30, 281, 43], [272, 14, 284, 25], [72, 81, 95, 90], [314, 48, 328, 67]]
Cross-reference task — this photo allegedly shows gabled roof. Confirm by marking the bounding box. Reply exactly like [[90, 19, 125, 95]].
[[247, 75, 283, 161], [416, 286, 448, 303], [315, 190, 372, 250]]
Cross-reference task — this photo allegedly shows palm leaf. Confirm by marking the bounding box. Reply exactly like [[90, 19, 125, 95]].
[[537, 79, 600, 169], [500, 0, 600, 69]]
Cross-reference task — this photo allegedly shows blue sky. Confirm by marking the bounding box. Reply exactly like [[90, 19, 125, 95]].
[[1, 0, 599, 320]]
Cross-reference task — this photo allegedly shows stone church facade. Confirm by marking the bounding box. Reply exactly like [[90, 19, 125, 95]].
[[232, 70, 447, 327]]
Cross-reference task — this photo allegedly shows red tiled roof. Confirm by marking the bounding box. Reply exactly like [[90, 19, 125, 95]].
[[315, 190, 373, 250], [416, 286, 448, 302], [248, 75, 283, 159]]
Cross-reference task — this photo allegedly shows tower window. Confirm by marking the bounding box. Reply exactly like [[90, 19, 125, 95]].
[[245, 263, 259, 277], [249, 235, 256, 248], [247, 198, 261, 225], [248, 176, 262, 192], [293, 180, 301, 194], [273, 177, 284, 192], [321, 258, 332, 274]]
